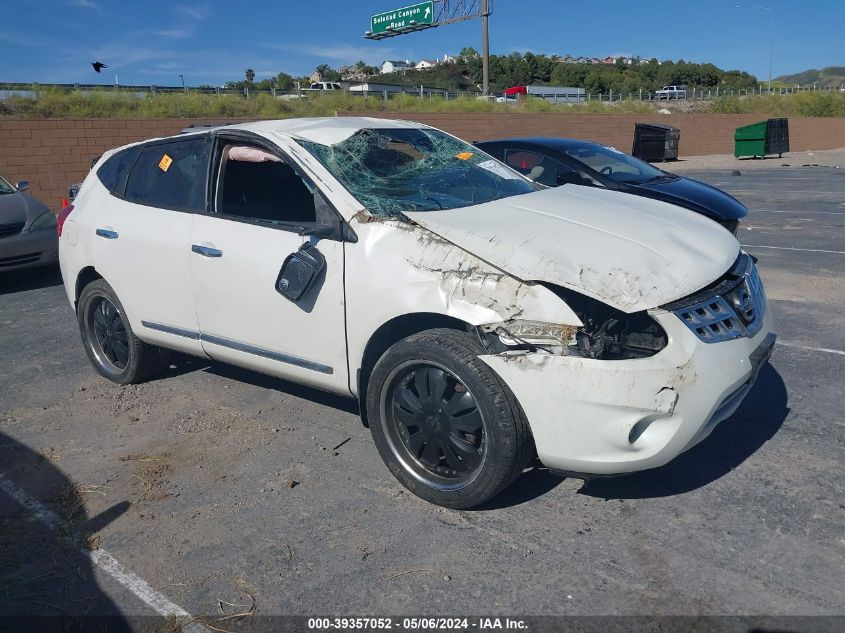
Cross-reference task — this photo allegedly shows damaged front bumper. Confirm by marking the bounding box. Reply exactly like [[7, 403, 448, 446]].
[[480, 309, 776, 476]]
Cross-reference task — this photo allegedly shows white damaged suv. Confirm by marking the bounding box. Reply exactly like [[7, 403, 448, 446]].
[[59, 118, 776, 508]]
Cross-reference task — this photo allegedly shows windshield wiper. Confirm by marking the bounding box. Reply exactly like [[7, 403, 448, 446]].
[[641, 173, 677, 184]]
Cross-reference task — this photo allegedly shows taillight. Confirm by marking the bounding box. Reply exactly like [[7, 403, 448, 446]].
[[57, 203, 74, 237]]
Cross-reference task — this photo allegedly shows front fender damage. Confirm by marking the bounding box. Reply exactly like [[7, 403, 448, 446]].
[[356, 214, 582, 328]]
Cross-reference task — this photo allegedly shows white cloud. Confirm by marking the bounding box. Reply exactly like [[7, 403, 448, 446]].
[[176, 3, 210, 20], [155, 28, 193, 38], [263, 42, 413, 67], [71, 0, 100, 8], [0, 31, 54, 48]]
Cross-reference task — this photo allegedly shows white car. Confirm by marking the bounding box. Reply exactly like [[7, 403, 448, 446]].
[[59, 118, 776, 508], [654, 85, 687, 100]]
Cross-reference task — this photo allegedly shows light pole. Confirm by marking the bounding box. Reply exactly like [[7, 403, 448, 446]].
[[481, 0, 490, 96], [179, 74, 186, 93], [735, 4, 774, 92]]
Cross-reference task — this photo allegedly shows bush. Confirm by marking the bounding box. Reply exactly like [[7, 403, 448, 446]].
[[4, 86, 844, 119], [707, 91, 845, 116]]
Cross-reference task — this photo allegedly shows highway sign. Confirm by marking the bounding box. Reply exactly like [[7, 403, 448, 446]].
[[370, 1, 434, 35]]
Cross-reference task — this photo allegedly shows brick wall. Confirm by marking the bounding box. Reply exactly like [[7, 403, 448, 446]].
[[2, 115, 844, 212], [0, 118, 249, 212], [342, 112, 845, 156]]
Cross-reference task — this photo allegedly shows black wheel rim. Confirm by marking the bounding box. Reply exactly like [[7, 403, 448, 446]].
[[382, 362, 486, 490], [88, 296, 129, 372]]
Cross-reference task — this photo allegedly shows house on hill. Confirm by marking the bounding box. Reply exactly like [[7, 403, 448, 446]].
[[381, 60, 415, 74], [338, 65, 368, 81], [415, 59, 438, 70]]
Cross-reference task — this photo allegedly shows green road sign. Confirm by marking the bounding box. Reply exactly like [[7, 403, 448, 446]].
[[370, 1, 434, 35]]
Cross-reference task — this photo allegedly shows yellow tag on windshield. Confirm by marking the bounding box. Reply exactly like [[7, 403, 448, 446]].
[[455, 152, 473, 161], [158, 154, 173, 172]]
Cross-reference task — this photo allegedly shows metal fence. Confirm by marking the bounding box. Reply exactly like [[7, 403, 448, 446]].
[[1, 81, 843, 104]]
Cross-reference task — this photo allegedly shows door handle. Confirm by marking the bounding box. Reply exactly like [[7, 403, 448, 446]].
[[96, 228, 119, 239], [191, 244, 223, 258]]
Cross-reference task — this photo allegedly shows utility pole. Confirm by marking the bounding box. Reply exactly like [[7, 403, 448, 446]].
[[734, 4, 773, 92], [765, 7, 773, 92], [481, 0, 490, 95]]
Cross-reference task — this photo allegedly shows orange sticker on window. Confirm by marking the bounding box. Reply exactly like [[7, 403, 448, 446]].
[[158, 154, 173, 172], [455, 152, 473, 160]]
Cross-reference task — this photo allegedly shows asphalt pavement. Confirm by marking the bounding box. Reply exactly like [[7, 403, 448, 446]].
[[0, 165, 843, 629]]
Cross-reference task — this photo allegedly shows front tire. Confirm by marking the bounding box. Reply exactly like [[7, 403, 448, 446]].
[[77, 279, 169, 384], [366, 328, 533, 509]]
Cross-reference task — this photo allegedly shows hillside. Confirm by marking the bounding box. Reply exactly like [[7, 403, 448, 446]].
[[373, 54, 759, 94], [775, 66, 845, 88]]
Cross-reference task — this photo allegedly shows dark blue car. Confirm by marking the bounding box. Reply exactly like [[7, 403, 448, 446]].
[[475, 138, 747, 235]]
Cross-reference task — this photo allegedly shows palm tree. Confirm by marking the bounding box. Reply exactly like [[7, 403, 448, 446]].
[[245, 68, 255, 86]]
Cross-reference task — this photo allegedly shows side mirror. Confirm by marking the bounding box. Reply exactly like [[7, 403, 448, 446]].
[[276, 242, 326, 303], [15, 181, 29, 192]]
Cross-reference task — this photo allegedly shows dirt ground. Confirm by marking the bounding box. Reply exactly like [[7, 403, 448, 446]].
[[666, 147, 845, 172]]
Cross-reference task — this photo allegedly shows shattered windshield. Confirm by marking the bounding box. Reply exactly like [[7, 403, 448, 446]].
[[298, 128, 537, 217]]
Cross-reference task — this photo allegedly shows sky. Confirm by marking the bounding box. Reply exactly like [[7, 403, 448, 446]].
[[0, 0, 842, 87]]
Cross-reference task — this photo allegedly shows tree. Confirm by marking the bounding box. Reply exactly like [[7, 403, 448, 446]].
[[275, 71, 294, 91], [315, 63, 341, 81], [354, 60, 378, 77], [459, 47, 479, 60], [244, 68, 255, 87]]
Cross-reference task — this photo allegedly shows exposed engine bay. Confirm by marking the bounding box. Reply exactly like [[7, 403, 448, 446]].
[[475, 285, 668, 360]]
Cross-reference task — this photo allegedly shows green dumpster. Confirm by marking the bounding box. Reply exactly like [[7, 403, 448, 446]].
[[734, 121, 767, 158], [735, 118, 790, 158]]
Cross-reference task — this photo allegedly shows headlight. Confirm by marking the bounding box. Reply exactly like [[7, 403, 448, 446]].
[[479, 319, 576, 355], [29, 211, 57, 232]]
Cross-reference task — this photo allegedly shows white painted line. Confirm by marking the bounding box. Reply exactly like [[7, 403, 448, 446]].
[[744, 245, 845, 255], [753, 209, 845, 215], [778, 342, 845, 357], [0, 473, 208, 632], [728, 190, 844, 195]]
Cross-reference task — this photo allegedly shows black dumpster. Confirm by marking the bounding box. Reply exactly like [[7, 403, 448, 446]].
[[765, 118, 789, 157], [632, 123, 680, 162]]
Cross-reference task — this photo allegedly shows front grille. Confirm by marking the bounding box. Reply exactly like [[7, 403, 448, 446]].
[[0, 222, 25, 239], [666, 253, 766, 344], [0, 252, 40, 267]]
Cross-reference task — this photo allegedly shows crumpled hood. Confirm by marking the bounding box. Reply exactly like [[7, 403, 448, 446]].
[[405, 185, 740, 313]]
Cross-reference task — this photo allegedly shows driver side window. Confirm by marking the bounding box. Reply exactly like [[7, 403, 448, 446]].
[[214, 143, 317, 226]]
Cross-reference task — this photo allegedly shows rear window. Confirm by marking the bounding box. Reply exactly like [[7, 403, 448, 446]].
[[96, 146, 140, 194], [124, 137, 209, 211]]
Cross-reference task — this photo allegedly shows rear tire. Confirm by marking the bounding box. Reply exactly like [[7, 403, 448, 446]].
[[77, 279, 169, 384], [366, 328, 534, 509]]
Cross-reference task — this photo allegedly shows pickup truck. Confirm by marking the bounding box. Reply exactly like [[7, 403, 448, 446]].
[[306, 82, 343, 91]]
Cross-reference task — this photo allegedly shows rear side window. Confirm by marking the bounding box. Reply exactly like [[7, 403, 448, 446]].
[[124, 137, 209, 211], [97, 146, 140, 194]]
